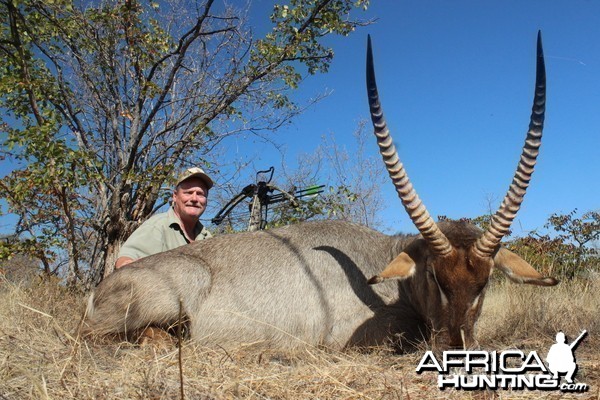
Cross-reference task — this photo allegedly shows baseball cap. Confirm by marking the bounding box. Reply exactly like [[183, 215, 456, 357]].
[[176, 167, 214, 189]]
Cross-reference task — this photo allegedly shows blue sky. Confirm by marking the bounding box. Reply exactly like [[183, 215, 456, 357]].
[[1, 1, 598, 238], [229, 0, 600, 236]]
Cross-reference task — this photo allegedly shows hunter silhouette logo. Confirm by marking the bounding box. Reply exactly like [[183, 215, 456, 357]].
[[546, 330, 587, 384], [416, 330, 589, 392]]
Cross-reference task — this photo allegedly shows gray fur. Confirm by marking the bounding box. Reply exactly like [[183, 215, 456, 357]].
[[85, 220, 428, 350], [85, 217, 555, 351]]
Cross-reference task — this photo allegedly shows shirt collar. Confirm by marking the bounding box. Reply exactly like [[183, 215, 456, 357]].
[[168, 206, 203, 239]]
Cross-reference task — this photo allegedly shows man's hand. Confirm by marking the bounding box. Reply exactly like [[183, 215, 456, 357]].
[[115, 256, 136, 269]]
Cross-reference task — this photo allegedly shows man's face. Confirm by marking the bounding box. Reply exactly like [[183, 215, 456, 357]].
[[172, 177, 209, 221]]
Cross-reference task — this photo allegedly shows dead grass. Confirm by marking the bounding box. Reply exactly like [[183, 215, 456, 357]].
[[1, 276, 599, 399]]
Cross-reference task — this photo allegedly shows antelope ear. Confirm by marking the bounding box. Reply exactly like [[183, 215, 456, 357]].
[[493, 248, 559, 286], [368, 252, 416, 284]]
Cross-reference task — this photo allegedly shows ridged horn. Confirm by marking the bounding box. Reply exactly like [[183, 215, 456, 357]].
[[366, 35, 453, 257], [473, 31, 546, 258]]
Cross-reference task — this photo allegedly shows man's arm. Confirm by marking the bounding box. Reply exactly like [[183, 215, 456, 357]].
[[115, 222, 165, 269]]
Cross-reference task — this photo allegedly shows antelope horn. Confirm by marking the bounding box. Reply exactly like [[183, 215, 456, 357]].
[[474, 31, 546, 257], [366, 35, 452, 257]]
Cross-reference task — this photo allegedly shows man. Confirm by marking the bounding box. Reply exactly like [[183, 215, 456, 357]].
[[115, 167, 213, 269]]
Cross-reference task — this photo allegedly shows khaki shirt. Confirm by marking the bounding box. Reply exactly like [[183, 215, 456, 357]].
[[118, 207, 212, 260]]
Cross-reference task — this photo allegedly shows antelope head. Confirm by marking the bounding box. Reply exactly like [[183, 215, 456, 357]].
[[366, 32, 558, 349]]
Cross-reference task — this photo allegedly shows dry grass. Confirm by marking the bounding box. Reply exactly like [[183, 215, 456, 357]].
[[1, 276, 599, 399]]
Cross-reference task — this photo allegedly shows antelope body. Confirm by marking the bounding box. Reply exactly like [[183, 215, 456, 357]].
[[85, 33, 557, 350]]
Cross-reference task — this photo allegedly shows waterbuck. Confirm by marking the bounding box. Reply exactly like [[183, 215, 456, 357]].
[[84, 32, 557, 351]]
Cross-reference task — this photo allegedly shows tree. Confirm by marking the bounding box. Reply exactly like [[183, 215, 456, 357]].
[[208, 120, 387, 234], [436, 208, 600, 280], [546, 209, 600, 249], [272, 120, 387, 228], [0, 0, 370, 286], [536, 209, 600, 278], [454, 209, 600, 280]]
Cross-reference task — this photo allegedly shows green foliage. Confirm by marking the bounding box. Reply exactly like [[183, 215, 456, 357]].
[[518, 212, 597, 280], [253, 0, 369, 88], [507, 209, 600, 280], [268, 184, 358, 228], [439, 210, 599, 280], [546, 209, 600, 247]]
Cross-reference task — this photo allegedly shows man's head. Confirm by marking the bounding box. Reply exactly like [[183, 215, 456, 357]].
[[173, 168, 213, 224]]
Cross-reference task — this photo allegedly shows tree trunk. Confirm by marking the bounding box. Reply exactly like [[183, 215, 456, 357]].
[[102, 240, 121, 278], [100, 188, 131, 280]]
